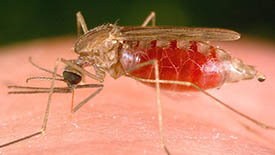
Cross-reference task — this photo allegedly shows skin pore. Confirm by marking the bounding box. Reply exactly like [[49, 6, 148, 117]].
[[0, 37, 275, 154]]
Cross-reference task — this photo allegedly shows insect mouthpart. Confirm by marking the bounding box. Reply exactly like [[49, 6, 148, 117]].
[[63, 66, 82, 87]]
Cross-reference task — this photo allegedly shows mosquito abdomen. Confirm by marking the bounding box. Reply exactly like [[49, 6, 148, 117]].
[[120, 40, 230, 91]]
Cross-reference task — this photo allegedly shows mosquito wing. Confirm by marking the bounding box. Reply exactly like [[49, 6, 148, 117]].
[[117, 26, 240, 42]]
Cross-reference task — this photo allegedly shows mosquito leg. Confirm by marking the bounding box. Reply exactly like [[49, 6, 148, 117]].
[[70, 84, 104, 113], [30, 56, 104, 83], [142, 11, 156, 27], [76, 11, 88, 36], [40, 58, 60, 133], [125, 59, 170, 155], [60, 58, 104, 82], [8, 83, 103, 113], [0, 58, 61, 148], [28, 57, 63, 78], [125, 58, 275, 154], [71, 84, 104, 113], [131, 75, 275, 130]]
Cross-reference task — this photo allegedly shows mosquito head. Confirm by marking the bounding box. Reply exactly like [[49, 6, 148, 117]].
[[256, 72, 266, 82], [63, 66, 82, 88]]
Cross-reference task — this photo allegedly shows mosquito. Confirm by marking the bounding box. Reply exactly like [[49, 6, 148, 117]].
[[1, 11, 274, 155]]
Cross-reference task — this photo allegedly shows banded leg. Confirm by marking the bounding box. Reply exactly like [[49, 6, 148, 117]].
[[125, 59, 275, 155], [142, 11, 156, 27]]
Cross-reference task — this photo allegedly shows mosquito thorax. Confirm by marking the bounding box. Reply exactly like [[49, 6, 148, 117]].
[[63, 66, 82, 87]]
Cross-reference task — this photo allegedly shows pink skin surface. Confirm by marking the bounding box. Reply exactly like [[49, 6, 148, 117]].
[[0, 37, 275, 155]]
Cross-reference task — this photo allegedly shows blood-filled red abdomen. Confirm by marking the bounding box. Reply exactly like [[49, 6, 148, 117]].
[[120, 40, 226, 91]]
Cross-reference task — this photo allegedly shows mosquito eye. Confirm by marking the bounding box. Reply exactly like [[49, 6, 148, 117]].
[[63, 71, 82, 85], [258, 77, 265, 82]]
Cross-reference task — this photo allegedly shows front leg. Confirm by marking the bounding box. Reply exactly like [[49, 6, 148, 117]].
[[142, 11, 156, 27], [76, 11, 89, 36], [0, 58, 61, 148]]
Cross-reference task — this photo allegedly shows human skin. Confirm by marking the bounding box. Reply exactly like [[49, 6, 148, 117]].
[[0, 37, 275, 155]]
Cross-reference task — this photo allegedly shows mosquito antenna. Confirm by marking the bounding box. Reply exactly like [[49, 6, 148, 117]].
[[29, 57, 63, 78], [26, 76, 65, 83]]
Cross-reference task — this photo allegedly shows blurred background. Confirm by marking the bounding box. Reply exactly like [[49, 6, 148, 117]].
[[0, 0, 274, 46]]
